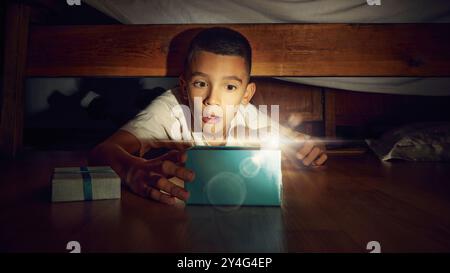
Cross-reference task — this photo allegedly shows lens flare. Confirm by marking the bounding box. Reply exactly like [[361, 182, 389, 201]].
[[206, 172, 246, 211], [239, 156, 262, 178]]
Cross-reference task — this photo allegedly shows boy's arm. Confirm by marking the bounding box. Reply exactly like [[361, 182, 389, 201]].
[[240, 103, 326, 166], [88, 130, 194, 205], [230, 122, 326, 166], [88, 129, 143, 179]]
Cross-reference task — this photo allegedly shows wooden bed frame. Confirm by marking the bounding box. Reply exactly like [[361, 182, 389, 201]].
[[2, 3, 450, 156]]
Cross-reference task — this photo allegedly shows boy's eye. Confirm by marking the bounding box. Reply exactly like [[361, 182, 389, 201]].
[[193, 81, 208, 88], [226, 84, 237, 91]]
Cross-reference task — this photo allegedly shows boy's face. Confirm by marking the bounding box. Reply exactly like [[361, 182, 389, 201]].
[[180, 50, 256, 144]]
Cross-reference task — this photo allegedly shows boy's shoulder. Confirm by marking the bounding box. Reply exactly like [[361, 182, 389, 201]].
[[142, 87, 183, 113], [153, 87, 181, 106]]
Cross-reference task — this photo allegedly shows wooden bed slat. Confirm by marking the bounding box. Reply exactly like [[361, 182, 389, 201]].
[[0, 3, 30, 157], [26, 24, 450, 77]]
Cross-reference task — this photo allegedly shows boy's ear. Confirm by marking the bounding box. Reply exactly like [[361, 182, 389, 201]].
[[178, 75, 189, 101], [242, 81, 256, 105]]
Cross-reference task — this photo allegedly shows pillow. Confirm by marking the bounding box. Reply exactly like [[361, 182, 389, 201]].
[[366, 122, 450, 161]]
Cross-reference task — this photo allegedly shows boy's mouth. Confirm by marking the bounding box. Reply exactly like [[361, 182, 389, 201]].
[[202, 115, 221, 124], [202, 105, 223, 124]]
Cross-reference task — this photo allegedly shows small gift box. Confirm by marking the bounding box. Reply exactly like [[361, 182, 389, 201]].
[[51, 166, 121, 202]]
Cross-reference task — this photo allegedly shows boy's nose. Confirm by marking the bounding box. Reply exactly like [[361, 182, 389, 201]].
[[205, 89, 220, 106]]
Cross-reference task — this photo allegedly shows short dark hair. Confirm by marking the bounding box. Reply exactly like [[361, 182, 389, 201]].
[[184, 27, 252, 75]]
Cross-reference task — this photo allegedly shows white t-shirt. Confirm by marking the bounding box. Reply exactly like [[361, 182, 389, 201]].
[[120, 87, 277, 155]]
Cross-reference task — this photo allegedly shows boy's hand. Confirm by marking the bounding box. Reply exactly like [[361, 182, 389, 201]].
[[284, 134, 327, 167], [124, 150, 195, 205], [230, 125, 327, 167]]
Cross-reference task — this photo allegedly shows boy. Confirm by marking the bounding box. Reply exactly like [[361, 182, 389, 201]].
[[89, 27, 327, 205]]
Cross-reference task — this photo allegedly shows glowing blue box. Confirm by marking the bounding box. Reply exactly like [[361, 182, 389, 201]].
[[185, 146, 282, 206]]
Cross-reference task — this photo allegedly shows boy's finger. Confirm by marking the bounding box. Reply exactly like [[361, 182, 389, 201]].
[[152, 175, 189, 201], [144, 185, 176, 205], [313, 153, 328, 166], [302, 147, 322, 166], [296, 141, 314, 160], [179, 152, 188, 163], [146, 173, 164, 188], [160, 160, 195, 181]]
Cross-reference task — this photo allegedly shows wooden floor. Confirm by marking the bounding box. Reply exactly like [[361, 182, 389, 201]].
[[1, 150, 450, 252]]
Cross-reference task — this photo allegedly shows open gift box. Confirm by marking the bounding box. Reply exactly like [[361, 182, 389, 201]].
[[185, 146, 282, 206]]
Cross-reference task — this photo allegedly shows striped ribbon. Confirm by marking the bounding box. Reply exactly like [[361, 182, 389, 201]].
[[80, 166, 93, 201]]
